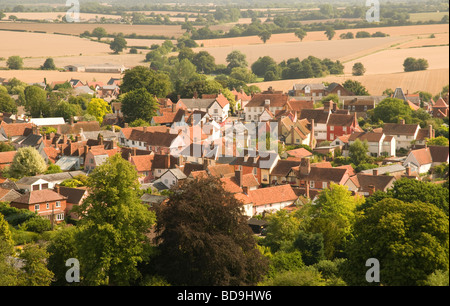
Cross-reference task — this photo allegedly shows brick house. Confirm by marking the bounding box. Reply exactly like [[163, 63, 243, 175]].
[[327, 113, 360, 141], [10, 189, 67, 223]]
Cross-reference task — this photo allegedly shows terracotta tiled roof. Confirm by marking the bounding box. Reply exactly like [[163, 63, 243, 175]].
[[0, 151, 17, 165], [328, 113, 356, 126], [248, 184, 298, 206], [383, 123, 419, 136], [245, 93, 289, 108], [189, 170, 208, 179], [286, 99, 314, 112], [348, 131, 384, 142], [286, 148, 313, 159], [271, 159, 301, 177], [12, 189, 67, 204], [220, 177, 244, 194], [207, 164, 235, 177], [130, 154, 154, 172], [120, 126, 169, 139], [0, 122, 34, 137], [298, 109, 330, 124]]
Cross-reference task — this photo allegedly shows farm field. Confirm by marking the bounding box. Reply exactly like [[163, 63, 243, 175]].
[[2, 12, 122, 21], [248, 68, 449, 97], [0, 22, 185, 37], [195, 36, 406, 65], [343, 46, 449, 75], [409, 12, 449, 22], [0, 69, 123, 85]]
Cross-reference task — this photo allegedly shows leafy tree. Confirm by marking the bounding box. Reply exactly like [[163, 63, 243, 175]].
[[324, 27, 336, 40], [6, 56, 23, 70], [47, 226, 79, 285], [24, 85, 50, 118], [8, 146, 47, 179], [348, 139, 369, 165], [0, 91, 17, 113], [54, 100, 82, 122], [371, 98, 411, 123], [229, 67, 257, 83], [129, 118, 151, 127], [154, 177, 268, 286], [0, 142, 15, 152], [293, 231, 325, 265], [261, 267, 327, 286], [343, 198, 449, 286], [403, 57, 429, 72], [92, 27, 107, 41], [226, 50, 248, 71], [18, 216, 51, 233], [180, 77, 224, 98], [0, 213, 13, 253], [263, 210, 301, 252], [192, 51, 216, 74], [426, 136, 449, 146], [41, 58, 56, 70], [251, 56, 277, 77], [423, 270, 449, 286], [18, 244, 54, 286], [258, 30, 272, 43], [121, 88, 159, 123], [120, 66, 172, 98], [352, 62, 366, 76], [110, 34, 127, 54], [86, 98, 111, 124], [294, 28, 307, 41], [342, 80, 369, 95], [177, 47, 195, 62], [45, 164, 62, 174], [73, 154, 156, 285], [389, 178, 449, 216], [300, 184, 364, 259]]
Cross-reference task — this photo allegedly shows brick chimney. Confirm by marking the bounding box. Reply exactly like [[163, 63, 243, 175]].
[[373, 169, 378, 176], [54, 184, 60, 194], [405, 165, 411, 176], [429, 124, 434, 139], [164, 154, 170, 169], [235, 170, 243, 187], [300, 158, 311, 176], [305, 180, 310, 199], [368, 184, 375, 195], [310, 119, 315, 148]]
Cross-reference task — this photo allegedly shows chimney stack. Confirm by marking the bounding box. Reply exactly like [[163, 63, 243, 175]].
[[235, 170, 243, 187], [164, 154, 170, 169], [300, 158, 311, 176], [373, 169, 378, 176], [306, 180, 310, 199], [54, 184, 60, 194], [368, 185, 375, 195], [406, 165, 411, 176]]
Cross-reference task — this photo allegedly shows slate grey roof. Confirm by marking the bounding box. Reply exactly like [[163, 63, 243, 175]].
[[180, 98, 215, 109]]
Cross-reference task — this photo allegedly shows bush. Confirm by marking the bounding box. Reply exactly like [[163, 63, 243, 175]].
[[18, 216, 51, 233]]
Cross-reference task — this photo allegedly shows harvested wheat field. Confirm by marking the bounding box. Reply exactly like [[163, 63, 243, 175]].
[[0, 22, 185, 37], [248, 68, 449, 96], [196, 36, 406, 65], [3, 12, 122, 21], [344, 46, 449, 75], [0, 69, 123, 85], [0, 30, 111, 58]]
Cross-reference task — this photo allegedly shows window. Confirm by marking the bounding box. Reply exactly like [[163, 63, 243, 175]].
[[214, 109, 218, 114], [35, 204, 40, 211], [343, 127, 347, 132], [310, 181, 315, 188], [323, 182, 328, 189], [330, 133, 334, 140], [56, 213, 64, 221], [41, 183, 48, 189], [46, 203, 49, 209], [164, 179, 168, 184], [296, 139, 300, 143], [364, 106, 367, 111], [132, 141, 135, 145], [56, 201, 61, 208], [33, 185, 40, 191], [90, 159, 94, 164], [330, 126, 334, 131], [253, 167, 257, 175]]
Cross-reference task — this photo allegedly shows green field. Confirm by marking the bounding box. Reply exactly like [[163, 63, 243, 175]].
[[409, 12, 449, 22]]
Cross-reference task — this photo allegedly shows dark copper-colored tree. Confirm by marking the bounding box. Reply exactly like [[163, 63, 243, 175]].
[[154, 177, 268, 286]]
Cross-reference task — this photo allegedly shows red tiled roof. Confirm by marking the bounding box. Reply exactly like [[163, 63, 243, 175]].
[[12, 189, 67, 205], [130, 154, 154, 172], [245, 93, 289, 108], [286, 148, 313, 159], [248, 184, 298, 206], [0, 122, 34, 137]]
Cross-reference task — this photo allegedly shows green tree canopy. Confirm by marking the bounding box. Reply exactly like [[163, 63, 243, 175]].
[[24, 85, 50, 118], [0, 91, 17, 113], [6, 56, 23, 70], [86, 98, 111, 124], [41, 58, 56, 70], [110, 34, 127, 54], [342, 80, 370, 96], [154, 177, 268, 286], [121, 88, 159, 124], [371, 98, 411, 123], [120, 66, 172, 98], [226, 50, 248, 71], [8, 146, 48, 179], [73, 154, 156, 285], [344, 198, 449, 286], [348, 139, 369, 165]]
